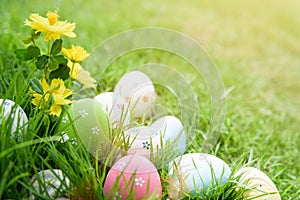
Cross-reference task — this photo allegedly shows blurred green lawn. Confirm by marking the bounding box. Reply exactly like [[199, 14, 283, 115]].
[[1, 0, 300, 199]]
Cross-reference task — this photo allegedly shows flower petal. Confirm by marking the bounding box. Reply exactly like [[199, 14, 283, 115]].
[[49, 104, 62, 116]]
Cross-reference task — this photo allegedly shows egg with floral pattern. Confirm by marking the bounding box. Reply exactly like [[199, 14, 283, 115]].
[[104, 155, 162, 199], [57, 98, 111, 160], [114, 71, 156, 118], [0, 99, 28, 141], [94, 92, 130, 128], [125, 116, 186, 162], [235, 167, 281, 200], [168, 153, 231, 197], [30, 169, 70, 199]]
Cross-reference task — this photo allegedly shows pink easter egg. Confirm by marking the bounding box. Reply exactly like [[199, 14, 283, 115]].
[[104, 155, 162, 199]]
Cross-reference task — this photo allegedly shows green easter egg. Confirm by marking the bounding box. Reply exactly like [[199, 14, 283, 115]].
[[57, 98, 111, 159]]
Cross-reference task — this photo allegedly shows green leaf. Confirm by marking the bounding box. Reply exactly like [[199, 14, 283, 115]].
[[54, 55, 68, 65], [27, 45, 40, 59], [35, 55, 48, 69], [50, 39, 63, 55], [30, 78, 43, 94], [14, 49, 32, 61], [14, 49, 27, 55], [22, 37, 32, 45], [48, 57, 59, 71], [43, 114, 50, 126], [49, 64, 70, 80]]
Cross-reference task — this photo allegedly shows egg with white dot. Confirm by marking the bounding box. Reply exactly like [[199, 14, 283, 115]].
[[0, 99, 28, 141], [30, 169, 70, 199], [125, 116, 186, 161], [104, 155, 162, 199], [168, 153, 231, 197], [235, 167, 281, 200], [94, 92, 130, 128], [114, 71, 156, 118], [57, 98, 111, 160]]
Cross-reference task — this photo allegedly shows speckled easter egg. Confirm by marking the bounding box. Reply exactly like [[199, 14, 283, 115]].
[[114, 71, 156, 118], [57, 98, 111, 159], [125, 116, 186, 161], [30, 169, 70, 199], [94, 92, 130, 128], [104, 155, 162, 199], [0, 99, 28, 141], [235, 167, 281, 200], [168, 153, 231, 196]]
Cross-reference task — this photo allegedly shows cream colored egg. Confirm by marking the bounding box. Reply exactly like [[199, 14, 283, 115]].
[[236, 167, 281, 200]]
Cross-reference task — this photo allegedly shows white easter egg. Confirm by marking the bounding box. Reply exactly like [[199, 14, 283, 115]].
[[235, 167, 281, 200], [104, 155, 162, 199], [30, 169, 70, 199], [0, 99, 28, 141], [114, 71, 156, 118], [94, 92, 130, 128], [125, 116, 186, 160], [57, 98, 111, 160], [168, 153, 231, 196]]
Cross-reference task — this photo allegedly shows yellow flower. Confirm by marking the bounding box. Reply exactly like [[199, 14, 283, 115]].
[[62, 45, 89, 62], [67, 61, 97, 89], [24, 10, 76, 41], [31, 78, 72, 116]]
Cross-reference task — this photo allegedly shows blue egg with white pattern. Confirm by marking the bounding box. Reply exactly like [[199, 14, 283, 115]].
[[125, 116, 186, 161], [57, 98, 111, 159], [168, 153, 231, 197]]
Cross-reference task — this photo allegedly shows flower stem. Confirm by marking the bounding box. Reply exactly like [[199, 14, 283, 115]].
[[68, 62, 75, 88], [44, 66, 50, 82], [47, 41, 51, 55], [45, 41, 51, 82]]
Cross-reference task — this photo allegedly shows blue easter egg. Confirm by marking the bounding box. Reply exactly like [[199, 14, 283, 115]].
[[168, 153, 231, 197]]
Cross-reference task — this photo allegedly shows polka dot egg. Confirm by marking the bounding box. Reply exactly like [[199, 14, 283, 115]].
[[0, 99, 28, 141], [235, 167, 281, 200], [104, 155, 162, 199], [114, 71, 156, 118]]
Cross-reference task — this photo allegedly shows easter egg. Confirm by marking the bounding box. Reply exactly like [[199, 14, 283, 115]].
[[30, 169, 70, 199], [235, 167, 281, 200], [104, 155, 162, 199], [114, 71, 156, 118], [94, 92, 130, 128], [125, 116, 186, 161], [57, 98, 111, 160], [168, 153, 231, 197], [0, 99, 28, 141]]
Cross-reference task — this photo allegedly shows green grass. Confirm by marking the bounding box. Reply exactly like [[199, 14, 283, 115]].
[[1, 0, 300, 199]]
